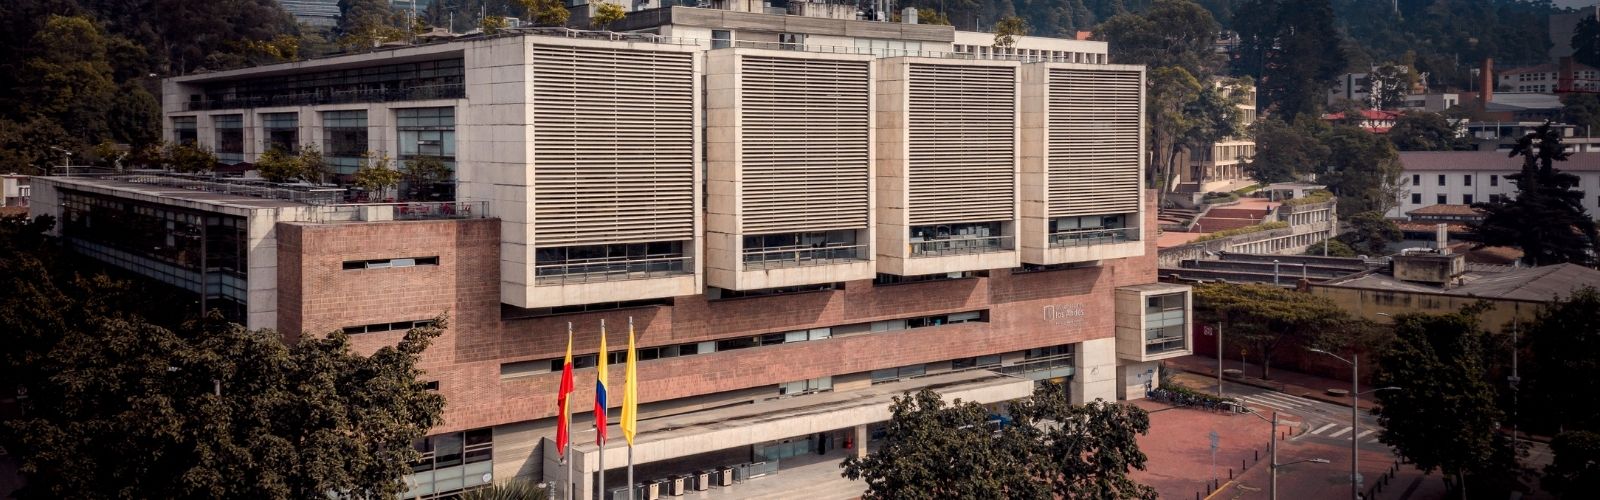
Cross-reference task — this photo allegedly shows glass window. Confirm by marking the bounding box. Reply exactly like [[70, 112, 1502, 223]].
[[1463, 194, 1474, 205], [213, 114, 244, 164], [397, 107, 456, 161], [1490, 175, 1499, 186], [1463, 175, 1472, 186], [1437, 194, 1447, 204], [1411, 193, 1422, 204], [1437, 174, 1446, 186], [173, 116, 198, 145], [322, 110, 369, 175], [262, 112, 298, 152]]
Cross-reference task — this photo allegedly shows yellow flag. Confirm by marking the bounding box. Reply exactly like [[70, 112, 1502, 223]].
[[621, 318, 639, 445]]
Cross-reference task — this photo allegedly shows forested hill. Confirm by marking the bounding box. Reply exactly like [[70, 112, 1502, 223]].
[[907, 0, 1558, 84]]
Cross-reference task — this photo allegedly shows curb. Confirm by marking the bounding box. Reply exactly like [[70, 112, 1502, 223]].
[[1172, 367, 1376, 411]]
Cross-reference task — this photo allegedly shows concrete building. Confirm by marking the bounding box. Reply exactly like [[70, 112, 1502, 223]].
[[1174, 79, 1257, 197], [277, 0, 341, 28], [1390, 151, 1600, 218], [1309, 260, 1600, 332], [1, 174, 28, 207], [1497, 61, 1600, 93], [33, 10, 1183, 499]]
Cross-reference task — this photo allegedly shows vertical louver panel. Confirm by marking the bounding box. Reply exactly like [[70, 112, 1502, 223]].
[[1049, 68, 1142, 216], [531, 44, 696, 245], [739, 56, 871, 234], [907, 64, 1016, 225]]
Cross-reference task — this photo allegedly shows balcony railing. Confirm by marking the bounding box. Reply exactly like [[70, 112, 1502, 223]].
[[307, 201, 489, 223], [742, 244, 867, 270], [185, 83, 466, 111], [909, 236, 1013, 257], [534, 255, 692, 286], [1145, 336, 1187, 355], [1048, 227, 1138, 248]]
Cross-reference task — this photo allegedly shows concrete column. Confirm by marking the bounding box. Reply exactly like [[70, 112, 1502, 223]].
[[1071, 338, 1118, 404], [854, 424, 868, 459]]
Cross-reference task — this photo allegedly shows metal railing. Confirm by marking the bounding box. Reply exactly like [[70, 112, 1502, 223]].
[[1145, 336, 1186, 355], [185, 83, 466, 111], [533, 255, 692, 285], [741, 244, 867, 270], [119, 174, 348, 204], [307, 201, 489, 222], [909, 235, 1013, 257], [1048, 227, 1138, 248]]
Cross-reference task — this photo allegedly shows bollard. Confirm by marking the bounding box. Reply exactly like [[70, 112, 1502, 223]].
[[1229, 468, 1233, 479], [1254, 450, 1258, 462]]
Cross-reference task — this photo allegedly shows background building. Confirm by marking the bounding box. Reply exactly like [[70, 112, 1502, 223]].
[[1390, 151, 1600, 218], [34, 8, 1180, 499]]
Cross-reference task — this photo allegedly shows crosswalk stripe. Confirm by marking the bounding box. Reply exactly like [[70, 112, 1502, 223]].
[[1330, 427, 1354, 438], [1310, 423, 1338, 435], [1355, 430, 1375, 440], [1243, 393, 1305, 408]]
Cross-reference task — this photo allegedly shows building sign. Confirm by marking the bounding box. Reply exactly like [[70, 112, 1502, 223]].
[[1042, 303, 1086, 327]]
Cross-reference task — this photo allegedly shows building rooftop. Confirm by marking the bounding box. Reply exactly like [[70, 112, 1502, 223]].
[[1323, 262, 1600, 301], [38, 175, 313, 211], [1499, 62, 1600, 76], [1406, 204, 1485, 217], [1485, 93, 1565, 112], [1398, 151, 1600, 171]]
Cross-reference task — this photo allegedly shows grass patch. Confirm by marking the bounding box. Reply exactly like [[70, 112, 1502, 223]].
[[1194, 221, 1290, 242]]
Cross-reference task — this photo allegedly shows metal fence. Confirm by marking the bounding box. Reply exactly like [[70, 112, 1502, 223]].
[[533, 255, 693, 286], [742, 244, 867, 270], [909, 235, 1013, 257], [1048, 227, 1138, 248]]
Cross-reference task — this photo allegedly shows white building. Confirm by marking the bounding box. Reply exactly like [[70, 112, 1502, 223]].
[[1498, 62, 1600, 93], [1390, 151, 1600, 218]]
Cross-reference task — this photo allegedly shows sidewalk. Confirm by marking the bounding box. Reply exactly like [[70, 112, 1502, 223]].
[[1165, 355, 1380, 411]]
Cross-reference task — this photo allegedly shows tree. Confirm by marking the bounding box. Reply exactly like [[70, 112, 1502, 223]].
[[17, 15, 117, 147], [0, 116, 75, 175], [993, 15, 1028, 48], [1094, 0, 1222, 79], [1243, 117, 1327, 184], [1544, 431, 1600, 499], [337, 0, 404, 49], [1305, 238, 1357, 257], [1146, 66, 1203, 190], [256, 146, 306, 183], [459, 481, 551, 500], [107, 83, 162, 149], [1180, 78, 1252, 184], [1388, 111, 1468, 151], [1374, 307, 1514, 497], [841, 385, 1157, 499], [520, 0, 570, 27], [299, 143, 331, 184], [1574, 14, 1600, 71], [1008, 383, 1158, 499], [402, 155, 453, 200], [1338, 211, 1402, 256], [842, 388, 1039, 498], [480, 15, 510, 35], [1233, 0, 1347, 121], [916, 8, 951, 26], [1366, 62, 1416, 111], [1193, 283, 1362, 379], [590, 2, 625, 29], [355, 151, 402, 201], [1467, 123, 1600, 266], [1522, 286, 1600, 434], [1318, 125, 1404, 217], [0, 215, 446, 499], [1560, 93, 1600, 137], [164, 142, 218, 173]]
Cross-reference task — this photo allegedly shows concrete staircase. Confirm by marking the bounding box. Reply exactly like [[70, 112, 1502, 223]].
[[1194, 207, 1271, 233]]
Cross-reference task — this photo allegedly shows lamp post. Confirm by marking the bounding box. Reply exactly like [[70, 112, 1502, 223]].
[[1308, 346, 1402, 500], [1242, 409, 1330, 500]]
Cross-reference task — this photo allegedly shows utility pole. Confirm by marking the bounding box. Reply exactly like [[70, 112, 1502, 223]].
[[1510, 321, 1520, 455], [1216, 321, 1224, 398]]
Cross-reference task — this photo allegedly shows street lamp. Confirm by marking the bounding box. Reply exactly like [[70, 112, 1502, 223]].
[[1242, 408, 1330, 500], [1308, 348, 1402, 500]]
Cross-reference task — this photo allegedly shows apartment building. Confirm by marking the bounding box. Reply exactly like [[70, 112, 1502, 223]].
[[32, 9, 1183, 499], [1175, 78, 1257, 197], [1390, 151, 1600, 218]]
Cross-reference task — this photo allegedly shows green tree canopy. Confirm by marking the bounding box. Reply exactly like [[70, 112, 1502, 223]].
[[1373, 307, 1516, 497], [1544, 430, 1600, 499], [1233, 0, 1346, 121], [1338, 211, 1402, 256], [1194, 283, 1365, 378], [1305, 238, 1357, 257], [255, 146, 307, 183], [1522, 286, 1600, 434], [1388, 110, 1468, 152], [1094, 0, 1222, 79], [842, 384, 1156, 499], [1317, 125, 1405, 217], [0, 214, 446, 499], [1466, 124, 1600, 266], [1243, 117, 1327, 184]]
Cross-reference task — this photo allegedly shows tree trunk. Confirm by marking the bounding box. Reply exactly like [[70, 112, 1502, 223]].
[[1260, 354, 1271, 380]]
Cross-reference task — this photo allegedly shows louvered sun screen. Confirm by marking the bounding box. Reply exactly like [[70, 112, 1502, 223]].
[[738, 56, 872, 234], [906, 63, 1017, 226], [1048, 67, 1142, 217], [530, 44, 697, 246]]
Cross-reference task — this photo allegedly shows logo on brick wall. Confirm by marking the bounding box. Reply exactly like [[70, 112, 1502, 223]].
[[1042, 304, 1086, 327]]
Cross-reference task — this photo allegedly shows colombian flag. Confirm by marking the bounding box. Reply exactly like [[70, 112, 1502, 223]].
[[556, 325, 575, 456], [594, 323, 609, 444]]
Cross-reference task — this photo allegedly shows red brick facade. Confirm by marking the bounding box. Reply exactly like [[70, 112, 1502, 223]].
[[277, 196, 1158, 435]]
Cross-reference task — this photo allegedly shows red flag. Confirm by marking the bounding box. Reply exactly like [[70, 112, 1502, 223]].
[[556, 324, 575, 456]]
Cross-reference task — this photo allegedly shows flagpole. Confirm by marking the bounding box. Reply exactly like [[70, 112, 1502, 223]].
[[565, 322, 574, 500], [627, 317, 635, 500], [598, 318, 606, 500]]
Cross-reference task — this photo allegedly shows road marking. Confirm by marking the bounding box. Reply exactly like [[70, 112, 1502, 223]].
[[1330, 426, 1354, 438], [1310, 423, 1338, 435], [1355, 430, 1375, 440]]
